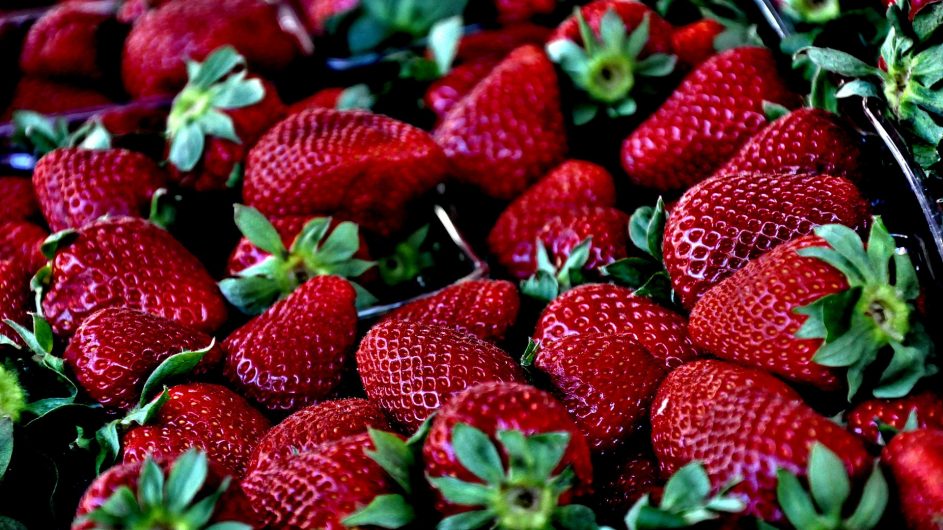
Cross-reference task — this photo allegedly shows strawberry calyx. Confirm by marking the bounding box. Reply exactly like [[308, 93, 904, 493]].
[[378, 224, 433, 286], [11, 111, 112, 157], [875, 408, 920, 444], [781, 0, 842, 24], [0, 365, 26, 423], [341, 0, 467, 55], [602, 198, 675, 307], [520, 238, 593, 303]]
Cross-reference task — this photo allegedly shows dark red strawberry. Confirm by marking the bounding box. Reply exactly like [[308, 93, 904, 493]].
[[882, 428, 943, 529], [42, 217, 228, 336], [537, 205, 629, 271], [848, 391, 943, 446], [0, 177, 40, 222], [1, 77, 111, 121], [244, 108, 447, 236], [20, 1, 113, 81], [663, 171, 871, 310], [356, 319, 526, 432], [0, 220, 47, 272], [456, 23, 551, 62], [592, 452, 661, 524], [0, 259, 32, 346], [434, 45, 567, 199], [672, 19, 725, 67], [222, 275, 358, 412], [116, 0, 173, 24], [494, 0, 556, 23], [288, 85, 373, 114], [621, 46, 799, 191], [424, 59, 496, 122], [533, 283, 701, 369]]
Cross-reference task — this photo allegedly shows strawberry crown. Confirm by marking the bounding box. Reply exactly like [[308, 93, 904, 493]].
[[377, 224, 433, 286], [780, 0, 841, 24], [626, 461, 745, 529], [338, 0, 467, 55], [520, 238, 593, 303], [12, 111, 112, 156], [794, 216, 937, 400], [602, 197, 676, 307]]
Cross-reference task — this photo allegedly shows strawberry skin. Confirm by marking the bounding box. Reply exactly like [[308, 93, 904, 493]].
[[33, 147, 167, 232], [621, 46, 799, 191], [538, 205, 630, 271], [424, 59, 497, 122], [434, 45, 567, 200], [651, 360, 871, 522], [0, 220, 47, 272], [246, 398, 391, 474], [0, 260, 31, 346], [671, 19, 725, 67], [1, 77, 112, 122], [63, 307, 222, 411], [222, 275, 358, 412], [882, 428, 943, 529], [20, 1, 111, 81], [848, 391, 943, 446], [356, 320, 526, 432], [548, 0, 675, 55], [456, 23, 551, 62], [593, 453, 661, 523], [288, 87, 345, 113], [494, 0, 556, 23], [663, 172, 871, 310], [533, 283, 702, 369], [0, 177, 39, 223], [42, 217, 228, 337], [122, 382, 271, 477], [383, 279, 520, 343]]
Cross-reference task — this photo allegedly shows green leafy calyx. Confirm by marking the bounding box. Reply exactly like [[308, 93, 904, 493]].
[[602, 198, 675, 306], [378, 224, 433, 286], [12, 111, 112, 156], [782, 0, 841, 24], [520, 238, 593, 303]]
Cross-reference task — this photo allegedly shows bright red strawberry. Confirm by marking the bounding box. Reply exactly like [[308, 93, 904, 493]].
[[222, 275, 358, 412], [690, 219, 933, 398], [714, 108, 865, 181], [122, 382, 271, 476], [882, 428, 943, 529], [0, 177, 40, 222], [42, 217, 228, 336], [20, 1, 113, 81], [384, 279, 520, 343], [651, 359, 872, 522], [533, 283, 701, 369], [356, 319, 526, 432], [244, 108, 447, 236], [0, 220, 47, 272], [528, 332, 666, 453], [848, 391, 943, 446], [663, 172, 871, 310], [1, 77, 112, 121], [434, 45, 567, 199], [621, 46, 799, 191], [672, 19, 725, 67], [537, 205, 629, 271], [424, 59, 496, 122], [494, 0, 556, 23], [0, 260, 31, 346], [63, 307, 222, 411]]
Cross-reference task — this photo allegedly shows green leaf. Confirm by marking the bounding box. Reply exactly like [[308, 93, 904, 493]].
[[168, 123, 206, 172], [520, 339, 539, 367], [437, 510, 494, 530], [343, 494, 416, 528], [875, 331, 935, 398], [94, 420, 121, 474], [165, 450, 208, 512], [348, 14, 392, 54], [198, 110, 240, 143], [844, 463, 888, 530], [138, 341, 214, 407], [629, 198, 666, 261], [233, 204, 287, 259], [11, 111, 70, 155], [366, 429, 414, 494], [814, 224, 876, 283], [316, 222, 361, 263], [138, 458, 165, 509], [811, 318, 878, 368], [212, 77, 264, 110], [661, 462, 711, 511], [913, 0, 943, 40], [219, 276, 282, 316], [428, 16, 462, 76], [625, 12, 650, 59], [762, 101, 790, 121], [865, 218, 895, 285], [0, 517, 27, 530], [523, 431, 570, 481], [836, 79, 881, 99], [776, 469, 819, 530], [41, 229, 78, 260], [337, 84, 375, 110], [189, 47, 243, 88], [451, 423, 504, 484], [553, 504, 601, 530], [149, 188, 179, 230], [520, 270, 560, 303], [428, 476, 494, 506], [636, 54, 676, 77], [572, 103, 599, 126], [0, 417, 13, 480], [794, 289, 858, 341], [800, 47, 882, 78], [808, 443, 849, 519]]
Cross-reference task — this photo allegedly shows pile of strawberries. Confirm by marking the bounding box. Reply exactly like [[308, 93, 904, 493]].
[[0, 0, 942, 529]]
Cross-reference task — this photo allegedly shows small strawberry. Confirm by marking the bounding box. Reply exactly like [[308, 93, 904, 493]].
[[19, 1, 114, 81], [287, 84, 374, 113], [1, 77, 112, 122], [537, 206, 629, 273], [0, 177, 40, 222], [494, 0, 556, 23], [848, 391, 943, 446], [0, 220, 47, 272], [690, 218, 934, 398], [356, 319, 526, 432], [671, 19, 725, 67], [222, 275, 358, 412], [882, 428, 943, 529]]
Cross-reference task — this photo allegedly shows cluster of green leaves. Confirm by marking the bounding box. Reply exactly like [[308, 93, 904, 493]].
[[602, 198, 676, 307], [521, 239, 594, 303], [626, 462, 745, 530], [12, 111, 112, 156]]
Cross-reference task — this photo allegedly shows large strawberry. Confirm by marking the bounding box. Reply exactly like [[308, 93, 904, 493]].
[[424, 59, 498, 122], [663, 171, 871, 310], [19, 1, 113, 81], [690, 218, 934, 398], [621, 46, 799, 191], [0, 220, 47, 272], [243, 108, 447, 236], [434, 45, 567, 199], [222, 275, 358, 412], [537, 205, 630, 272], [0, 177, 39, 223], [356, 319, 526, 432], [41, 217, 228, 336], [882, 428, 943, 529], [848, 390, 943, 446]]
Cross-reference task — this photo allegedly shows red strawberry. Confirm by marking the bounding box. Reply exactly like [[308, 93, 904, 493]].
[[456, 23, 551, 62], [848, 391, 943, 446], [537, 205, 630, 272], [244, 108, 447, 236], [0, 260, 31, 346], [222, 275, 358, 412], [533, 283, 701, 369], [592, 452, 661, 523], [297, 0, 360, 35], [0, 177, 40, 222], [122, 382, 271, 476], [882, 428, 943, 529], [651, 359, 872, 522], [0, 220, 47, 272], [246, 398, 391, 474], [424, 59, 496, 122], [63, 306, 222, 411], [1, 77, 111, 121], [19, 1, 113, 81], [690, 218, 933, 398], [493, 0, 556, 23], [672, 19, 725, 67], [116, 0, 172, 24], [714, 108, 865, 181], [663, 171, 871, 310], [288, 85, 374, 114], [356, 319, 526, 432], [434, 45, 567, 199], [42, 217, 228, 336], [528, 332, 666, 453], [32, 147, 167, 232], [383, 279, 520, 343], [621, 46, 799, 191]]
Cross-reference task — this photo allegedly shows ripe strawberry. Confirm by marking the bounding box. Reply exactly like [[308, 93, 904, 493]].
[[690, 218, 933, 398], [424, 59, 497, 122], [527, 332, 666, 453], [356, 319, 526, 431], [882, 428, 943, 529], [537, 205, 630, 272], [0, 220, 47, 272], [456, 23, 551, 62], [672, 19, 725, 67], [714, 108, 865, 181], [116, 0, 172, 24], [297, 0, 360, 35], [222, 275, 358, 412], [19, 1, 113, 81], [246, 398, 391, 474], [533, 283, 701, 369], [0, 260, 31, 346], [663, 172, 871, 310], [122, 383, 271, 476], [63, 307, 222, 411], [287, 84, 373, 114], [244, 108, 447, 236], [1, 77, 111, 121], [494, 0, 556, 23], [651, 359, 872, 522], [434, 45, 567, 199], [592, 452, 661, 523], [621, 46, 799, 191], [848, 391, 943, 445], [42, 217, 228, 336], [383, 279, 520, 343], [0, 177, 40, 222], [32, 147, 167, 232]]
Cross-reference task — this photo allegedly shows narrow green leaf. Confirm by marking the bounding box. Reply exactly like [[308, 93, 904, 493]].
[[198, 110, 240, 143], [844, 463, 888, 530], [366, 429, 414, 494], [137, 458, 165, 509], [212, 77, 264, 110], [776, 469, 819, 530], [219, 276, 282, 316], [661, 462, 711, 511], [800, 47, 881, 78], [166, 450, 208, 512], [524, 431, 571, 481], [0, 417, 13, 480], [337, 84, 375, 110], [233, 204, 287, 258], [865, 218, 895, 285], [451, 423, 504, 484], [437, 509, 494, 530], [316, 222, 361, 263], [553, 504, 601, 530], [808, 443, 849, 519], [169, 123, 206, 172], [625, 12, 650, 59], [815, 224, 876, 283], [428, 16, 462, 75], [343, 494, 415, 528], [428, 476, 494, 506], [190, 46, 243, 88], [520, 271, 560, 303], [41, 229, 78, 260], [138, 341, 214, 407]]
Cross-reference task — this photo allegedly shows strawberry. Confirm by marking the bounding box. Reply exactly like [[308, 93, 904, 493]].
[[0, 177, 40, 222], [246, 398, 391, 474], [494, 0, 556, 23], [424, 59, 497, 122], [116, 0, 172, 24], [63, 306, 222, 411], [122, 382, 271, 476], [526, 332, 666, 453], [423, 381, 596, 527], [222, 275, 358, 412], [690, 218, 934, 398], [533, 283, 701, 369], [671, 19, 725, 67], [356, 319, 526, 432], [0, 259, 31, 346], [1, 77, 111, 121], [0, 220, 47, 272], [297, 0, 360, 35], [383, 279, 520, 343], [19, 1, 113, 81], [714, 108, 865, 181], [592, 452, 661, 523], [537, 206, 630, 273], [848, 391, 943, 446], [882, 428, 943, 529], [621, 46, 799, 191], [32, 147, 167, 232], [456, 23, 551, 62], [244, 108, 447, 236], [287, 84, 374, 114], [663, 172, 871, 310], [434, 45, 567, 199], [41, 217, 228, 336]]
